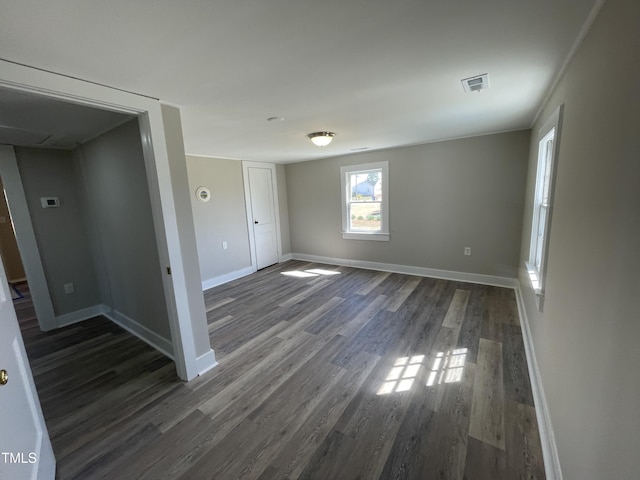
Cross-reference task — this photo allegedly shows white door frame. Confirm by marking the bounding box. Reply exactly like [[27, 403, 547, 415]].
[[242, 161, 282, 272], [0, 147, 57, 331], [0, 59, 205, 381]]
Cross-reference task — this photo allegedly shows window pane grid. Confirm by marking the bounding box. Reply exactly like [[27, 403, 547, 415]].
[[349, 201, 382, 231], [341, 162, 388, 239], [541, 139, 554, 203], [529, 123, 557, 292]]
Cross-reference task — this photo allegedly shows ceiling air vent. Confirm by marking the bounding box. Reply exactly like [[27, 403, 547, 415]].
[[461, 73, 489, 93]]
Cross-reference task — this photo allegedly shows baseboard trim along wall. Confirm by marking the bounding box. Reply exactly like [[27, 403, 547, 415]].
[[55, 304, 175, 360], [196, 349, 218, 376], [53, 303, 217, 378], [290, 252, 519, 288], [514, 284, 562, 480], [106, 307, 175, 360], [56, 304, 109, 328], [202, 266, 254, 291]]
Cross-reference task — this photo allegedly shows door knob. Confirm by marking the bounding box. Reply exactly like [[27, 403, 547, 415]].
[[254, 220, 259, 224], [0, 369, 7, 385]]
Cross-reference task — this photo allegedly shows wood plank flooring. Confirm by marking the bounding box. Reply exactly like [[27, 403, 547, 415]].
[[15, 261, 545, 479]]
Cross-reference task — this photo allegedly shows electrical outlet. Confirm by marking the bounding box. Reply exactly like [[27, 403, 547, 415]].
[[64, 283, 74, 294], [222, 241, 228, 250], [464, 247, 471, 256]]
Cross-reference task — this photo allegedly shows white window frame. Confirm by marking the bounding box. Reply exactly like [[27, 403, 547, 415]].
[[526, 104, 563, 303], [340, 161, 389, 241]]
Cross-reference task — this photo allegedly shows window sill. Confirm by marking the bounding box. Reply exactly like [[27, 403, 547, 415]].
[[342, 232, 390, 242], [525, 262, 546, 311], [525, 262, 543, 295]]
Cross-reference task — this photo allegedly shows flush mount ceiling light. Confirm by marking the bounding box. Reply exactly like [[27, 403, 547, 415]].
[[308, 131, 335, 147]]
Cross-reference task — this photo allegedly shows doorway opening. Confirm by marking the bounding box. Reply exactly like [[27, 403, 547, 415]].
[[0, 176, 27, 299], [1, 57, 215, 381]]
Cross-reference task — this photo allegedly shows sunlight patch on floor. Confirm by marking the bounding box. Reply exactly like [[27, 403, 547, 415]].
[[281, 270, 319, 278], [426, 348, 467, 387], [377, 355, 425, 395], [281, 269, 341, 278], [305, 269, 341, 276]]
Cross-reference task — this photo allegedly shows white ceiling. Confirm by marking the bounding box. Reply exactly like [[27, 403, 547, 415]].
[[0, 0, 599, 163], [0, 87, 132, 149]]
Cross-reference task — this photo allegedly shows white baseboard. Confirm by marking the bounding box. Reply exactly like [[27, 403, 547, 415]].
[[56, 304, 175, 361], [202, 266, 254, 291], [280, 253, 293, 262], [196, 349, 218, 376], [55, 305, 216, 378], [514, 283, 562, 480], [289, 253, 519, 288], [103, 307, 175, 360], [56, 304, 108, 328]]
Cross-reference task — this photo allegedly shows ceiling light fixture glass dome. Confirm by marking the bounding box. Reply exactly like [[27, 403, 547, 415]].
[[308, 131, 335, 147]]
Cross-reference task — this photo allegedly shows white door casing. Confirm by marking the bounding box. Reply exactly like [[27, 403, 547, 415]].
[[0, 255, 56, 480], [0, 146, 57, 332], [242, 162, 282, 271]]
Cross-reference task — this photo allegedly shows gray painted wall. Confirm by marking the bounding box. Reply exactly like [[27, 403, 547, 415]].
[[186, 155, 252, 282], [15, 147, 100, 315], [186, 157, 291, 283], [286, 131, 529, 278], [81, 119, 171, 340], [72, 147, 112, 308], [518, 0, 640, 478]]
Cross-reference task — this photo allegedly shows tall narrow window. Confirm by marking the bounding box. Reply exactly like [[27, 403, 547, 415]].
[[527, 105, 563, 301], [340, 161, 389, 241]]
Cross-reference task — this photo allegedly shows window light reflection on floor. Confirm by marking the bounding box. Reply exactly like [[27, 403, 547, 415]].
[[426, 348, 467, 387], [377, 355, 425, 395], [281, 269, 341, 278], [305, 269, 341, 276], [281, 270, 319, 278]]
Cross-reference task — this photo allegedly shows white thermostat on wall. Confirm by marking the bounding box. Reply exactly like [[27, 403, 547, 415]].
[[40, 197, 60, 208]]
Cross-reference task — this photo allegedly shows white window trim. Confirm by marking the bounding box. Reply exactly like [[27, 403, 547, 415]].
[[340, 161, 389, 241], [526, 104, 563, 305]]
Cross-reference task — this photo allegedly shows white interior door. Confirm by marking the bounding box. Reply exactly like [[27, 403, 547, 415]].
[[245, 164, 280, 270], [0, 255, 55, 479]]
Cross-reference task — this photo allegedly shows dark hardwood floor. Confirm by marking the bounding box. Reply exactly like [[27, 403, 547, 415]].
[[16, 260, 545, 479]]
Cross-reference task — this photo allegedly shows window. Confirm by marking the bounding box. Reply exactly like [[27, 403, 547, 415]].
[[527, 105, 563, 301], [340, 161, 389, 241]]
